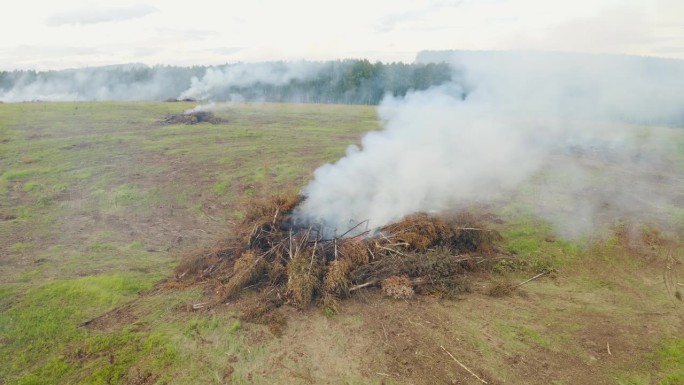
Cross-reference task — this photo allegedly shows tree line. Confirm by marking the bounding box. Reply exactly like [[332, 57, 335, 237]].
[[0, 60, 456, 104]]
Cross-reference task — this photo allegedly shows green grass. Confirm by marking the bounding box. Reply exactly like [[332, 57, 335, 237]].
[[128, 241, 144, 250], [22, 182, 38, 192], [494, 322, 553, 350], [2, 169, 51, 181], [658, 338, 684, 385], [212, 180, 231, 194], [89, 243, 115, 252], [0, 101, 378, 385], [0, 274, 154, 383], [498, 206, 582, 273], [1, 101, 683, 385], [12, 242, 33, 252]]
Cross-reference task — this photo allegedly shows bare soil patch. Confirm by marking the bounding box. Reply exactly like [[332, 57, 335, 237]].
[[81, 303, 138, 332], [0, 210, 16, 221]]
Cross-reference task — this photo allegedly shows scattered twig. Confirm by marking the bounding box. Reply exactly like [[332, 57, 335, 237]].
[[334, 238, 338, 260], [199, 207, 219, 222], [440, 345, 488, 384], [606, 342, 612, 356], [339, 219, 370, 238], [476, 255, 510, 264], [203, 264, 216, 275], [367, 246, 376, 261], [192, 302, 207, 310], [515, 271, 549, 288], [377, 245, 409, 257], [272, 206, 280, 226], [350, 280, 379, 292], [308, 239, 317, 273], [350, 276, 430, 292], [380, 321, 389, 344]]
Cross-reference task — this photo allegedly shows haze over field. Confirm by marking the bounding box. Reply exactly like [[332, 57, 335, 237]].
[[0, 60, 453, 103], [2, 49, 683, 239], [293, 51, 684, 237], [1, 0, 682, 238]]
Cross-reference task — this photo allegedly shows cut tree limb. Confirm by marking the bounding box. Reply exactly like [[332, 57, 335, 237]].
[[440, 345, 488, 384], [515, 271, 549, 288], [349, 280, 379, 292], [349, 277, 430, 292]]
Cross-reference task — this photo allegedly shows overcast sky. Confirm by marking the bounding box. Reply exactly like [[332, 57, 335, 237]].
[[1, 0, 683, 70]]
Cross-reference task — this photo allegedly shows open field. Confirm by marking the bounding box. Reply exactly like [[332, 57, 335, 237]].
[[0, 102, 683, 385]]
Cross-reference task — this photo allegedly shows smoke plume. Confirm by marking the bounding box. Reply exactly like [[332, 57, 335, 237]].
[[0, 64, 192, 102], [293, 51, 684, 237], [178, 61, 324, 101], [183, 102, 234, 115], [1, 60, 452, 104]]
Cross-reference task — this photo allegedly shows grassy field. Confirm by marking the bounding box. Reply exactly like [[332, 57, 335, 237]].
[[0, 102, 683, 385]]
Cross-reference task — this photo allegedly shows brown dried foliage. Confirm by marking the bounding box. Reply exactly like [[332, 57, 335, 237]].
[[162, 111, 224, 125], [381, 275, 415, 299], [240, 291, 286, 336], [222, 251, 266, 300], [382, 213, 451, 250], [172, 193, 504, 317], [286, 252, 323, 308], [323, 258, 353, 297], [486, 279, 516, 297]]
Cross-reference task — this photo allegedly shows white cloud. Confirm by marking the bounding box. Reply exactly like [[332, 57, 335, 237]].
[[46, 4, 157, 26], [0, 0, 682, 69]]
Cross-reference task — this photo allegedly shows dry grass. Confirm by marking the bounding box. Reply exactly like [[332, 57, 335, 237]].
[[323, 258, 353, 297], [222, 251, 267, 299], [0, 210, 17, 221], [382, 213, 451, 250], [240, 291, 286, 336], [286, 253, 323, 308], [486, 278, 516, 297]]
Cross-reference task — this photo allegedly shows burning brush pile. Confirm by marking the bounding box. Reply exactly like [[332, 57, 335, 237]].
[[162, 110, 224, 125], [175, 195, 504, 317]]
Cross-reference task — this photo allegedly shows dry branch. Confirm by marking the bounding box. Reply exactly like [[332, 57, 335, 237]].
[[515, 271, 549, 287], [349, 280, 379, 292], [440, 345, 488, 384]]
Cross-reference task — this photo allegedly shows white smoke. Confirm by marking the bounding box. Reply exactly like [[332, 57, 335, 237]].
[[183, 102, 234, 115], [178, 61, 324, 101], [293, 51, 684, 237], [0, 61, 324, 103], [0, 64, 189, 102]]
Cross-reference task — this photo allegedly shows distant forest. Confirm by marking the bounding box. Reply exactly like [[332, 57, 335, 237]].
[[0, 60, 455, 104]]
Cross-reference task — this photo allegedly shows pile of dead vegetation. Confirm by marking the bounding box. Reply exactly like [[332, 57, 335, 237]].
[[161, 111, 224, 125], [172, 194, 505, 325]]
